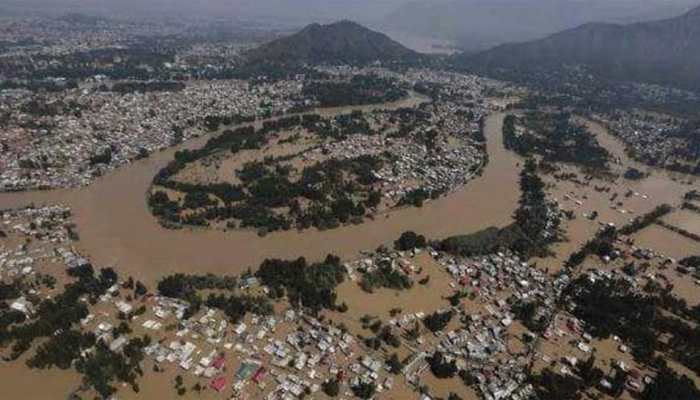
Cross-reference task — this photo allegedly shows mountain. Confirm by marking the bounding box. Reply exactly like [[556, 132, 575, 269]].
[[244, 20, 419, 65], [463, 5, 700, 91], [383, 0, 700, 52]]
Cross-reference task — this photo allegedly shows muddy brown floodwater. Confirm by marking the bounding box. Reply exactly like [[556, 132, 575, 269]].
[[0, 108, 520, 284]]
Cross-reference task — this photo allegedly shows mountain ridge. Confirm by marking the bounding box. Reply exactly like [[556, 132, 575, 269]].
[[462, 5, 700, 91], [244, 20, 419, 66], [383, 0, 700, 52]]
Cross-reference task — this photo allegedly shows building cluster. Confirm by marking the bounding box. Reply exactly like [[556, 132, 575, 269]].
[[302, 69, 494, 205], [597, 110, 692, 168], [0, 79, 302, 191], [0, 204, 78, 279], [132, 298, 398, 399]]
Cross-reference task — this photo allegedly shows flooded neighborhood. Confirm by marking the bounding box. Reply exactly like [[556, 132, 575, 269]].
[[2, 6, 700, 400]]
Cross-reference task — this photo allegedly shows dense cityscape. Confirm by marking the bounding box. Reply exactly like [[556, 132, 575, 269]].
[[1, 5, 699, 400]]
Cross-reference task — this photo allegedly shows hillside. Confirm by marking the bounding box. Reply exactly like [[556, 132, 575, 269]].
[[244, 20, 419, 66], [383, 0, 699, 52], [463, 5, 700, 91]]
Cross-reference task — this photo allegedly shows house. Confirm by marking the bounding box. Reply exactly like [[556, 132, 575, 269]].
[[210, 376, 227, 392]]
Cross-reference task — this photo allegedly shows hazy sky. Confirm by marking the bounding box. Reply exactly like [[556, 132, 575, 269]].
[[0, 0, 418, 22], [2, 0, 698, 27]]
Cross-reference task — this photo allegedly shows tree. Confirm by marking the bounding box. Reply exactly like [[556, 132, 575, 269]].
[[642, 367, 700, 400], [427, 351, 458, 379], [423, 310, 453, 333], [394, 231, 427, 251], [576, 354, 602, 387], [322, 378, 340, 397], [387, 353, 403, 374], [352, 381, 376, 399], [134, 281, 147, 297]]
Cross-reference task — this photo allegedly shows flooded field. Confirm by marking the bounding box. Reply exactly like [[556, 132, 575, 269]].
[[634, 224, 700, 260], [664, 209, 700, 237], [536, 118, 697, 272], [0, 110, 521, 284], [4, 105, 697, 400]]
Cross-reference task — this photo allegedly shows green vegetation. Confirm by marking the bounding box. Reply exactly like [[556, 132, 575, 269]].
[[394, 231, 427, 251], [423, 310, 453, 333], [150, 112, 396, 233], [322, 378, 341, 397], [618, 204, 673, 235], [427, 351, 458, 378], [351, 381, 377, 399], [439, 159, 559, 259], [256, 255, 346, 313], [564, 225, 617, 269], [387, 353, 403, 374], [157, 273, 271, 321], [623, 167, 646, 180], [641, 367, 700, 400], [512, 300, 548, 333], [359, 260, 413, 293], [563, 275, 700, 372], [75, 336, 151, 398], [503, 112, 610, 172], [303, 75, 407, 107], [0, 264, 152, 398]]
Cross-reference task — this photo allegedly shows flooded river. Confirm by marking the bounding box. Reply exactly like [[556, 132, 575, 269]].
[[0, 108, 521, 284]]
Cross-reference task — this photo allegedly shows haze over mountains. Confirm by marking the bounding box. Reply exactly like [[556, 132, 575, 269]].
[[384, 0, 700, 51], [464, 5, 700, 91], [5, 1, 698, 39], [5, 0, 700, 92]]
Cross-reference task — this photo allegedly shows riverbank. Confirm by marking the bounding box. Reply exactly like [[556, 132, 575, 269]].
[[0, 105, 521, 284]]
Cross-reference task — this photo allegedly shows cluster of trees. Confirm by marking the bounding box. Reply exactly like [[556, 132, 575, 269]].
[[394, 231, 427, 251], [150, 112, 394, 233], [0, 263, 154, 398], [657, 220, 700, 243], [563, 275, 658, 360], [302, 75, 407, 107], [306, 111, 374, 139], [642, 366, 700, 400], [423, 310, 453, 332], [322, 378, 341, 397], [623, 167, 646, 180], [509, 158, 559, 257], [156, 273, 266, 320], [438, 160, 557, 259], [427, 351, 458, 378], [75, 336, 152, 398], [364, 324, 402, 350], [564, 274, 700, 373], [685, 190, 700, 202], [0, 78, 79, 93], [203, 114, 256, 132], [153, 125, 262, 186], [351, 381, 376, 399], [618, 204, 673, 235], [205, 293, 273, 323], [398, 188, 433, 207], [359, 262, 413, 293], [512, 300, 548, 333], [679, 256, 700, 270], [0, 264, 116, 360], [564, 225, 617, 269], [503, 112, 611, 172], [89, 146, 113, 166], [255, 255, 346, 313]]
